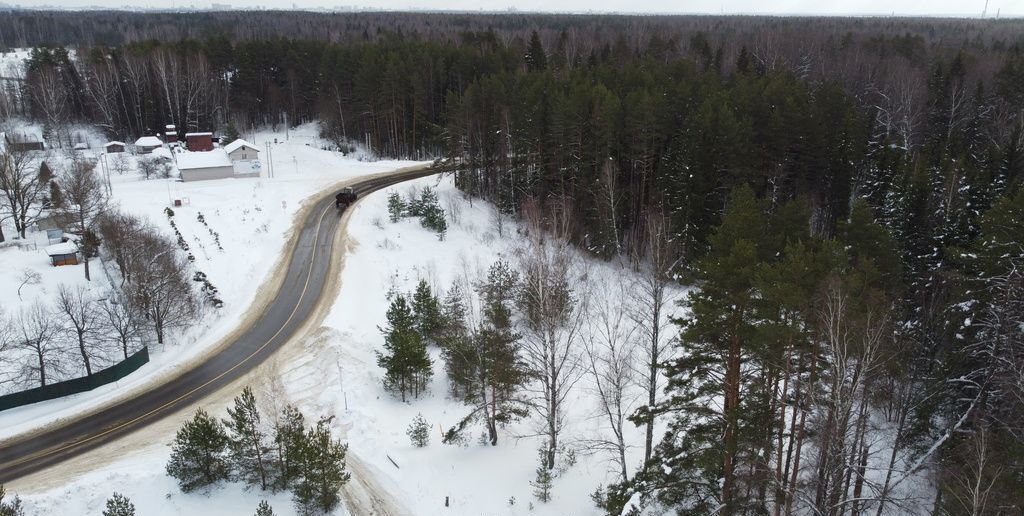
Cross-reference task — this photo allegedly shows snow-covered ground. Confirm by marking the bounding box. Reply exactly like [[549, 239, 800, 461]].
[[315, 175, 679, 516], [11, 172, 683, 515], [0, 123, 425, 439]]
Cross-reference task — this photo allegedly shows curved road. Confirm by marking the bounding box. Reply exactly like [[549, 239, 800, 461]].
[[0, 166, 437, 483]]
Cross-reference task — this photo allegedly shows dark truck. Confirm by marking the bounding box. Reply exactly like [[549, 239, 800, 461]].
[[335, 187, 357, 210]]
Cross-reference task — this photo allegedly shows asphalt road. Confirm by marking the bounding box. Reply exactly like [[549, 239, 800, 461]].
[[0, 166, 437, 483]]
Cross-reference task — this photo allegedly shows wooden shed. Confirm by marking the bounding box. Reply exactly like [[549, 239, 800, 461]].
[[185, 132, 214, 152], [3, 131, 44, 152], [46, 242, 79, 266], [105, 141, 126, 153]]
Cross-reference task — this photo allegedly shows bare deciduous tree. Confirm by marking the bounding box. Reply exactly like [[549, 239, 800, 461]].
[[627, 210, 679, 467], [97, 211, 153, 285], [582, 274, 639, 482], [58, 157, 109, 281], [125, 238, 197, 345], [55, 284, 102, 377], [517, 198, 587, 469], [944, 427, 1005, 516], [14, 301, 63, 388], [99, 291, 145, 360], [0, 149, 46, 239], [16, 268, 41, 300]]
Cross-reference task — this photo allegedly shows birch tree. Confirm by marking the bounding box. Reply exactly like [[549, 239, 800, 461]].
[[517, 199, 587, 469]]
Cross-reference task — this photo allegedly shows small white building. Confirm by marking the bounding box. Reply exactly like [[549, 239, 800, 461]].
[[224, 139, 260, 162], [135, 136, 163, 154], [177, 149, 259, 182]]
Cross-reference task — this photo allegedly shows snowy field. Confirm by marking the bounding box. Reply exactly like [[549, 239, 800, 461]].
[[11, 173, 684, 515], [0, 123, 425, 440]]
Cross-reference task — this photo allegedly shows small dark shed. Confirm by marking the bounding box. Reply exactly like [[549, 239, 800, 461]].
[[46, 242, 79, 266], [4, 132, 44, 152], [185, 132, 214, 152]]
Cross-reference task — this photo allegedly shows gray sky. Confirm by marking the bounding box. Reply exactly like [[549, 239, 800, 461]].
[[14, 0, 1024, 16]]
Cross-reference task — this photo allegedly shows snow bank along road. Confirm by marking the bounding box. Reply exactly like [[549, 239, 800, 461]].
[[0, 165, 437, 484]]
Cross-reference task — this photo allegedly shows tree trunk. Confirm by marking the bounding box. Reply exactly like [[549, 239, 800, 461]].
[[78, 330, 93, 376], [37, 350, 47, 387], [722, 325, 743, 512]]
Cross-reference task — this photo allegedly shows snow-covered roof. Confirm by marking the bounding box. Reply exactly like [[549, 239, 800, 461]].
[[151, 147, 174, 161], [224, 139, 259, 154], [135, 136, 163, 147], [73, 142, 88, 150], [45, 242, 77, 256], [176, 149, 232, 170], [165, 124, 176, 129], [105, 141, 126, 147], [185, 132, 213, 137]]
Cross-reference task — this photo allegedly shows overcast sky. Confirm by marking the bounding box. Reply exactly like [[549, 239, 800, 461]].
[[13, 0, 1024, 16]]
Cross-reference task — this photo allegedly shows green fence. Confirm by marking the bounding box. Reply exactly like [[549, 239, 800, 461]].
[[0, 346, 151, 412]]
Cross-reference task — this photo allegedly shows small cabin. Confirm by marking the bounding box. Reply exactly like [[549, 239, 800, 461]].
[[135, 136, 163, 154], [224, 139, 260, 162], [185, 132, 214, 152], [45, 242, 79, 266], [105, 141, 126, 153]]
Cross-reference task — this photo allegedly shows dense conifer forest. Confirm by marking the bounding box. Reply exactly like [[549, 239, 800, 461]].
[[1, 11, 1022, 514]]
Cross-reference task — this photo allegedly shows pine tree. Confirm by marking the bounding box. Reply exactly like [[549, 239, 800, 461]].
[[292, 418, 351, 515], [637, 185, 775, 514], [441, 261, 525, 445], [421, 205, 447, 239], [48, 179, 63, 209], [377, 295, 432, 401], [102, 493, 135, 516], [224, 386, 273, 490], [0, 485, 24, 516], [224, 121, 241, 143], [525, 31, 547, 72], [411, 279, 443, 343], [254, 500, 275, 516], [273, 404, 306, 490], [386, 191, 406, 222], [407, 413, 430, 447], [531, 446, 553, 503], [166, 408, 231, 492], [439, 283, 472, 397]]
